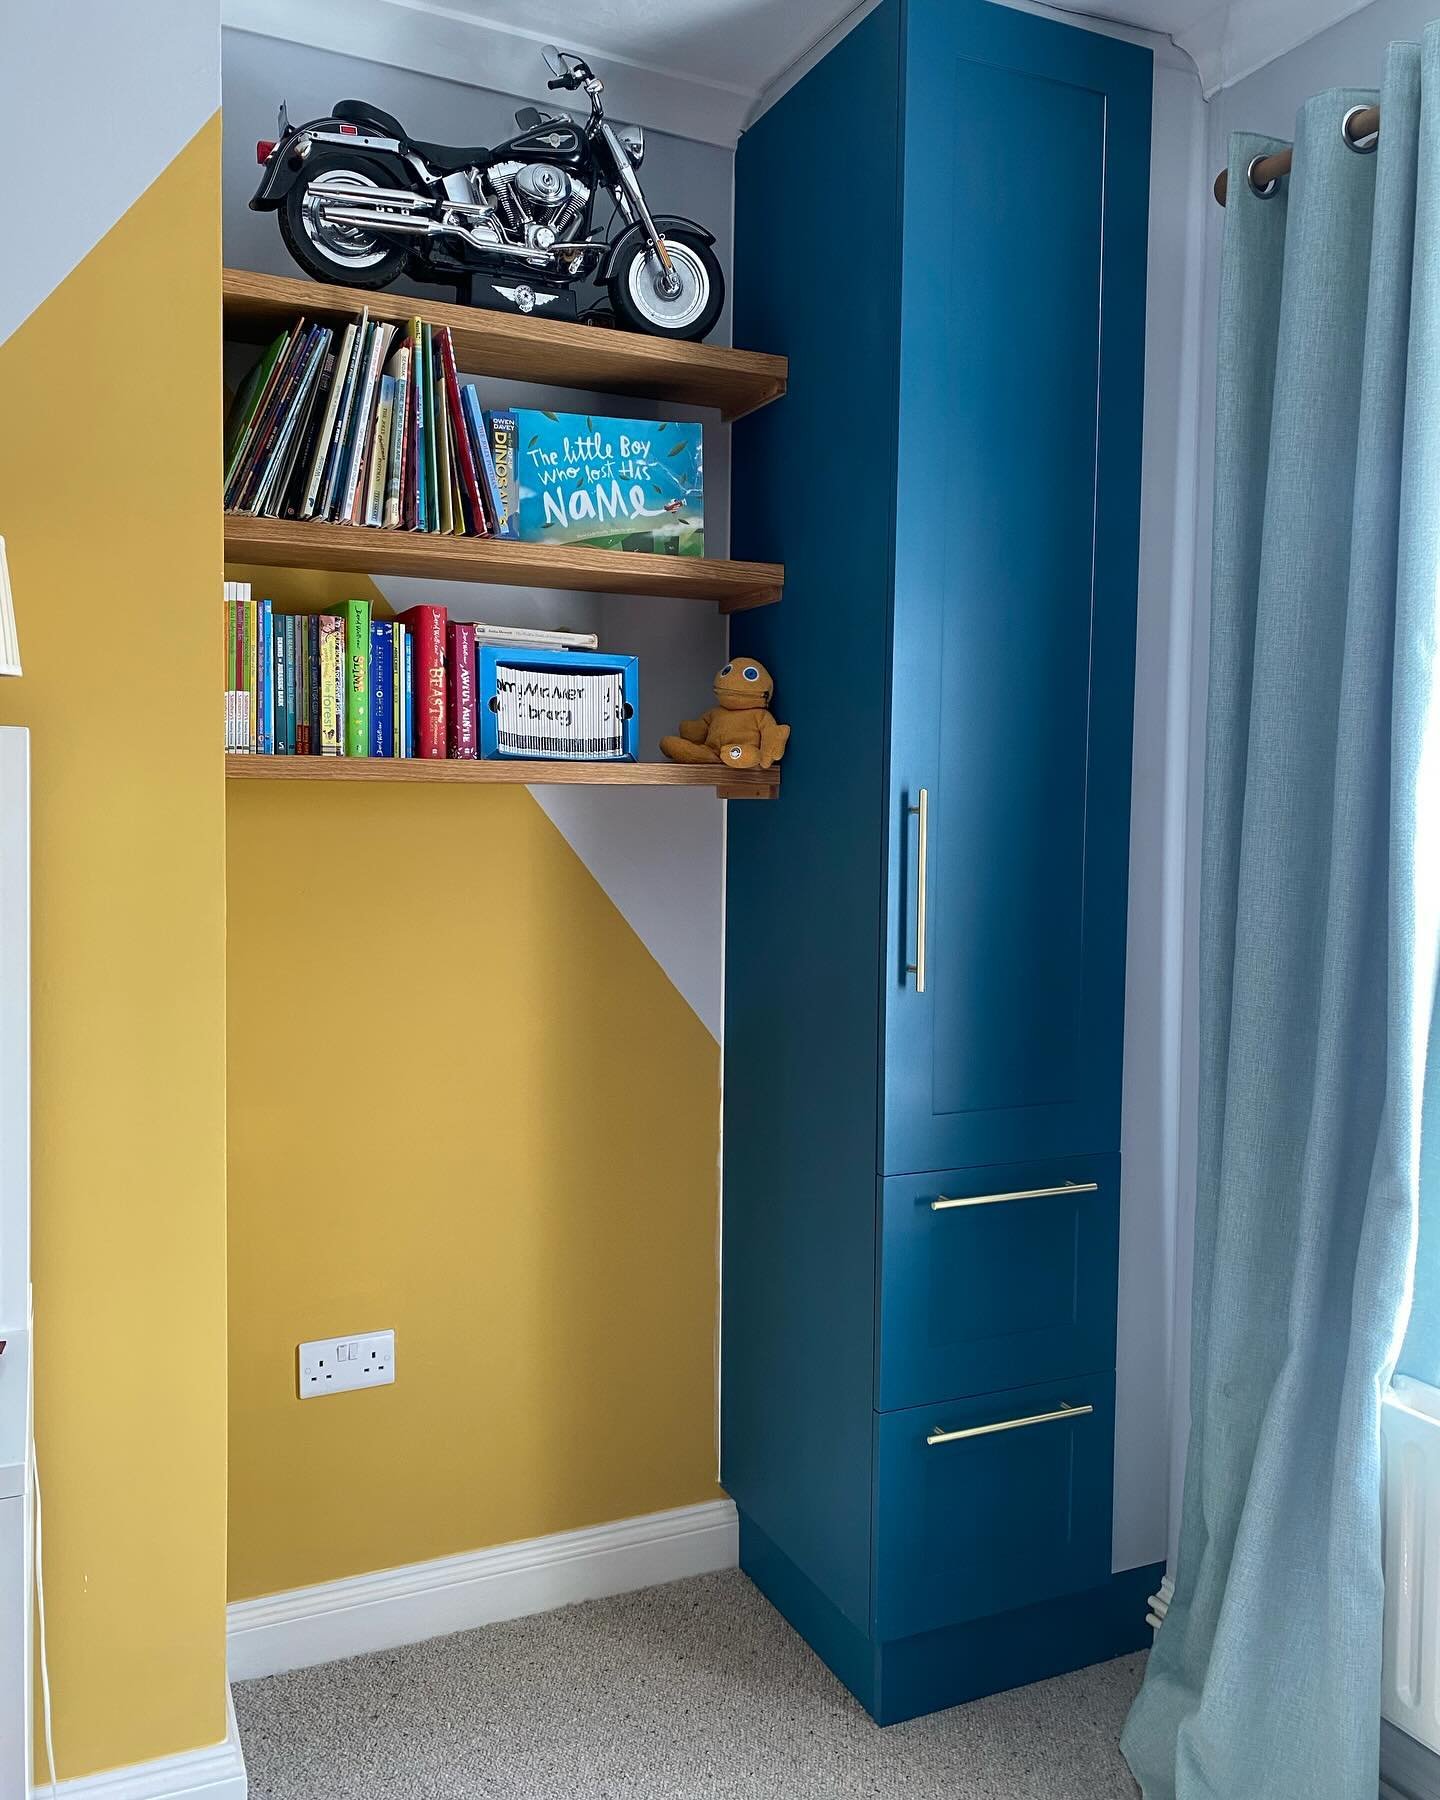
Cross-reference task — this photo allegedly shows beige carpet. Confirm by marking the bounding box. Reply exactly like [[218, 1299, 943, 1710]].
[[233, 1569, 1145, 1799]]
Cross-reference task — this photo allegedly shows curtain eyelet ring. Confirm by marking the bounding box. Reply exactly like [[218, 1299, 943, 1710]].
[[1247, 155, 1280, 199], [1343, 105, 1379, 154]]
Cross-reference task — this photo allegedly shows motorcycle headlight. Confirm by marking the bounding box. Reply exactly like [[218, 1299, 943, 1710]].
[[619, 123, 644, 167]]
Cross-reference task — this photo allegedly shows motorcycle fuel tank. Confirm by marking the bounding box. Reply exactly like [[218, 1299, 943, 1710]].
[[491, 117, 585, 167]]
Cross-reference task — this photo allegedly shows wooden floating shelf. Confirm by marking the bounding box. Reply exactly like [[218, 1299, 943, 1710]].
[[223, 515, 783, 613], [224, 754, 779, 800], [223, 267, 788, 421]]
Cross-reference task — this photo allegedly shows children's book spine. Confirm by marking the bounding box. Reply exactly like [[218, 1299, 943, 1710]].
[[295, 616, 309, 755], [330, 320, 373, 523], [287, 616, 300, 753], [224, 325, 300, 505], [463, 388, 503, 534], [303, 322, 355, 519], [422, 324, 440, 533], [244, 599, 258, 754], [324, 600, 371, 757], [447, 622, 477, 758], [234, 325, 316, 513], [384, 344, 410, 529], [275, 615, 287, 753], [398, 605, 446, 758], [402, 628, 414, 757], [410, 321, 428, 530], [320, 312, 369, 519], [485, 409, 522, 539], [370, 620, 394, 756], [438, 332, 489, 537], [392, 623, 405, 757], [317, 614, 341, 755], [284, 346, 335, 518], [344, 323, 395, 524], [367, 375, 396, 527], [252, 330, 328, 515], [223, 599, 234, 750], [306, 616, 321, 755]]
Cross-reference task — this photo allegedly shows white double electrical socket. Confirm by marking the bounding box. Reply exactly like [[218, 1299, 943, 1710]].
[[298, 1329, 395, 1399]]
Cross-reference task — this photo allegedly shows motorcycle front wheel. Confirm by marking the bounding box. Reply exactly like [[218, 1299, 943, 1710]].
[[278, 153, 408, 291], [607, 232, 725, 342]]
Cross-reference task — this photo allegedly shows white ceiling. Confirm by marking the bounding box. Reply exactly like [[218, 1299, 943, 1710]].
[[222, 0, 1382, 141]]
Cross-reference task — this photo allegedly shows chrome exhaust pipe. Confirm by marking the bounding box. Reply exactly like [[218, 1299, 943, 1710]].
[[321, 204, 604, 262]]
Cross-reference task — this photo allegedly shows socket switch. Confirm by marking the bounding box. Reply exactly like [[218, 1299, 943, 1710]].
[[298, 1329, 395, 1399]]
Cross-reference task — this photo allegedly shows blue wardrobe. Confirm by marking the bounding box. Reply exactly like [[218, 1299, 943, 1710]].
[[724, 0, 1157, 1725]]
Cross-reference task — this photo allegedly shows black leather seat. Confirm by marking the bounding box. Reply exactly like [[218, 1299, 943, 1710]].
[[408, 137, 491, 172], [330, 100, 490, 173]]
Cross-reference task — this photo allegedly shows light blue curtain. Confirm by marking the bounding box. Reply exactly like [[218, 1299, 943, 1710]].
[[1122, 33, 1440, 1800]]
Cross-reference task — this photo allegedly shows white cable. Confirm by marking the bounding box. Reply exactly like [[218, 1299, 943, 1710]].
[[33, 1444, 57, 1798]]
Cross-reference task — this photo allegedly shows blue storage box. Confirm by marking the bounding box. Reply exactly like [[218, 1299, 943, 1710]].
[[478, 646, 639, 762]]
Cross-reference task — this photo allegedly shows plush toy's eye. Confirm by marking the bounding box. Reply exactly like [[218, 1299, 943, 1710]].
[[743, 666, 759, 681], [721, 664, 733, 675]]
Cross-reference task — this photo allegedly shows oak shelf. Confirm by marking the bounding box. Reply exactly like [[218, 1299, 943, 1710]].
[[223, 267, 788, 421], [224, 754, 779, 800], [223, 515, 782, 613]]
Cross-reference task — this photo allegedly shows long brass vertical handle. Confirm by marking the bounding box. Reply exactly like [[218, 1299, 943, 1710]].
[[906, 788, 929, 994]]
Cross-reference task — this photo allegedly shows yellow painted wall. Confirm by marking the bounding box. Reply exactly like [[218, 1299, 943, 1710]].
[[225, 569, 721, 1597], [0, 120, 228, 1772]]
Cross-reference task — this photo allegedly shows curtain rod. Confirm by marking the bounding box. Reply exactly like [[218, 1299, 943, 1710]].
[[1213, 104, 1380, 205]]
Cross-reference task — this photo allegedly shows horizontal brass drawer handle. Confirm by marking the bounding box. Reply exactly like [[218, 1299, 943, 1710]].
[[926, 1401, 1093, 1446], [930, 1180, 1099, 1212]]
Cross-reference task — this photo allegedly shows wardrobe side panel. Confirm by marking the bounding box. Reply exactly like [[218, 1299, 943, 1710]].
[[723, 1, 903, 1629]]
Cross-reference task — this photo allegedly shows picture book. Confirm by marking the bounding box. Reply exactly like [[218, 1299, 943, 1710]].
[[397, 604, 447, 758], [485, 408, 521, 539], [447, 621, 477, 758], [370, 619, 395, 756], [511, 410, 703, 556], [324, 599, 371, 757]]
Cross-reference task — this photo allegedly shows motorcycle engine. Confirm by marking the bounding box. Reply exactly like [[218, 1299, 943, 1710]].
[[511, 162, 572, 217], [487, 159, 588, 257]]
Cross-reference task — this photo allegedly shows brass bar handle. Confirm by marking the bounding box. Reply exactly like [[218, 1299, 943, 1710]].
[[906, 787, 929, 994], [927, 1401, 1093, 1447], [930, 1179, 1099, 1212]]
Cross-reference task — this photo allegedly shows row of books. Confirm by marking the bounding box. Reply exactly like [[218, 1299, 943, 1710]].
[[223, 581, 597, 760], [223, 310, 522, 538]]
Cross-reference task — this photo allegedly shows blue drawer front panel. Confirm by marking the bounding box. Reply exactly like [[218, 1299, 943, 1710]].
[[877, 1153, 1119, 1410], [874, 1372, 1115, 1642]]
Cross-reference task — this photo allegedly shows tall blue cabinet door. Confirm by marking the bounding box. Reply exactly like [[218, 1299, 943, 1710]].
[[882, 0, 1151, 1176]]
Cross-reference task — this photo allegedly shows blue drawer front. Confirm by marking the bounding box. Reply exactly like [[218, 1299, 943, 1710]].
[[873, 1373, 1115, 1642], [877, 1154, 1119, 1410]]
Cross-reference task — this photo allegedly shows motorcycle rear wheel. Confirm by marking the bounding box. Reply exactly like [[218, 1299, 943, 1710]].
[[279, 153, 408, 291], [606, 232, 725, 341]]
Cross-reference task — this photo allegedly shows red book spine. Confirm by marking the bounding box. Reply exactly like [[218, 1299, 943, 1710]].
[[404, 326, 422, 531], [438, 329, 490, 537], [398, 604, 447, 758], [446, 622, 477, 758]]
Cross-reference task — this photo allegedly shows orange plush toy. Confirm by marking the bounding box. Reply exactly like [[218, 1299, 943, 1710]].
[[660, 658, 791, 770]]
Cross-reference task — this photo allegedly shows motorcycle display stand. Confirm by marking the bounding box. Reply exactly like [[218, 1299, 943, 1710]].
[[450, 270, 581, 322]]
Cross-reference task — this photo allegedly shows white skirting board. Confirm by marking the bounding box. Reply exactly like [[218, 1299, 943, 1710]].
[[53, 1690, 246, 1800], [228, 1498, 740, 1681]]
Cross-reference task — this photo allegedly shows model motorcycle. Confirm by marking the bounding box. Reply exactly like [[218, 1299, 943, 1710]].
[[250, 45, 725, 342]]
